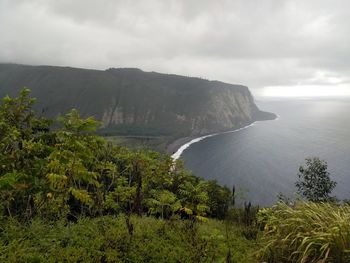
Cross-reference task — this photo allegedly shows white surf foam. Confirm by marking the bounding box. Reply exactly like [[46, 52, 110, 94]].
[[171, 122, 257, 160]]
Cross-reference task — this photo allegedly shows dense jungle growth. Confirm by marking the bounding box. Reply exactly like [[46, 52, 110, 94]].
[[0, 88, 235, 222]]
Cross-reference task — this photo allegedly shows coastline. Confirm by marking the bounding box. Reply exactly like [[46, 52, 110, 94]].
[[170, 121, 258, 160], [166, 137, 194, 156]]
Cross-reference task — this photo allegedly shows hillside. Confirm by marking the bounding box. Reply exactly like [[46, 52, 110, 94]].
[[1, 90, 349, 263], [0, 63, 275, 150]]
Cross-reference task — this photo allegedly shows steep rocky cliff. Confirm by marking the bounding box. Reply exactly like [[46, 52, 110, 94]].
[[0, 63, 275, 138]]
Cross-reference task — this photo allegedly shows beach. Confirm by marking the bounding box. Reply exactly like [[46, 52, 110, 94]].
[[166, 136, 194, 156], [168, 121, 259, 160]]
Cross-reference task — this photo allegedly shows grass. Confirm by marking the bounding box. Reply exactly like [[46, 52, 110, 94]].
[[4, 202, 349, 262], [0, 215, 259, 263], [257, 202, 350, 263]]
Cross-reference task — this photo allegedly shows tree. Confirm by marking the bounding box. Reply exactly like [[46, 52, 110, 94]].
[[146, 189, 181, 219], [178, 180, 209, 218], [0, 89, 235, 222], [206, 180, 231, 219], [0, 88, 52, 219], [295, 157, 337, 202]]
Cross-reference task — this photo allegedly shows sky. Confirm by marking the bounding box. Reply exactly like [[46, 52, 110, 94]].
[[0, 0, 349, 97]]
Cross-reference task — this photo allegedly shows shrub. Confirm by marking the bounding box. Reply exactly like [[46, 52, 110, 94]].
[[0, 215, 259, 262]]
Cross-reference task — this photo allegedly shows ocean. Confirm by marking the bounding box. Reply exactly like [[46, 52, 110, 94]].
[[178, 98, 350, 206]]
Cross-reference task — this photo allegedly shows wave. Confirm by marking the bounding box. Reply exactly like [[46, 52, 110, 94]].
[[171, 122, 257, 160]]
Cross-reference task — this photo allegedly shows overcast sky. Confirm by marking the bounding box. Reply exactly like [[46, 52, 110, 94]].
[[1, 0, 349, 97]]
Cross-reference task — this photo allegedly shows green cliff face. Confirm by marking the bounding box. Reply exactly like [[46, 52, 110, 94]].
[[0, 63, 275, 138]]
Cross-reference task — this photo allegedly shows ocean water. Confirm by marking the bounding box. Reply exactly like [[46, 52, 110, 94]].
[[179, 98, 350, 206]]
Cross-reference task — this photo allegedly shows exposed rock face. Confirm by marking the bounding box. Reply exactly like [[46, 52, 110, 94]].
[[0, 63, 275, 137]]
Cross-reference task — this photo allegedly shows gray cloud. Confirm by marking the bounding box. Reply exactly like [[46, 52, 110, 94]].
[[1, 0, 349, 96]]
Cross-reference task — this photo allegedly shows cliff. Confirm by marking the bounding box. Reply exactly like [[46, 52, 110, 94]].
[[0, 63, 275, 139]]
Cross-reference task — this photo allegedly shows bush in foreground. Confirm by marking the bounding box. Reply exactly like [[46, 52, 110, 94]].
[[257, 202, 350, 263]]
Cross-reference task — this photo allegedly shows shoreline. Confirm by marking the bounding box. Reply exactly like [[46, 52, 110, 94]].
[[170, 121, 258, 160], [166, 137, 194, 156]]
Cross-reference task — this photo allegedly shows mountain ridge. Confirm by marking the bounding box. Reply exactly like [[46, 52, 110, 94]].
[[0, 63, 276, 150]]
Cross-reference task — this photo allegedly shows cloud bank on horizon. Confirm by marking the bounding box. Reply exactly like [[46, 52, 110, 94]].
[[0, 0, 349, 96]]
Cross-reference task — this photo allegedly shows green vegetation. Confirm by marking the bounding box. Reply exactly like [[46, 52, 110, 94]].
[[1, 89, 349, 262], [0, 88, 233, 221], [0, 216, 258, 263], [257, 202, 350, 263], [295, 157, 337, 202], [0, 89, 257, 262]]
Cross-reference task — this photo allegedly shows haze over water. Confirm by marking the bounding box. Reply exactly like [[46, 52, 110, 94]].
[[180, 98, 350, 206]]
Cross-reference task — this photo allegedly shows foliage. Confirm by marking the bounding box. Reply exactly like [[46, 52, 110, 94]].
[[227, 202, 259, 227], [0, 89, 232, 221], [0, 215, 258, 263], [0, 88, 53, 219], [206, 180, 232, 219], [295, 157, 337, 202], [4, 90, 348, 263], [226, 203, 261, 244], [257, 202, 350, 263]]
